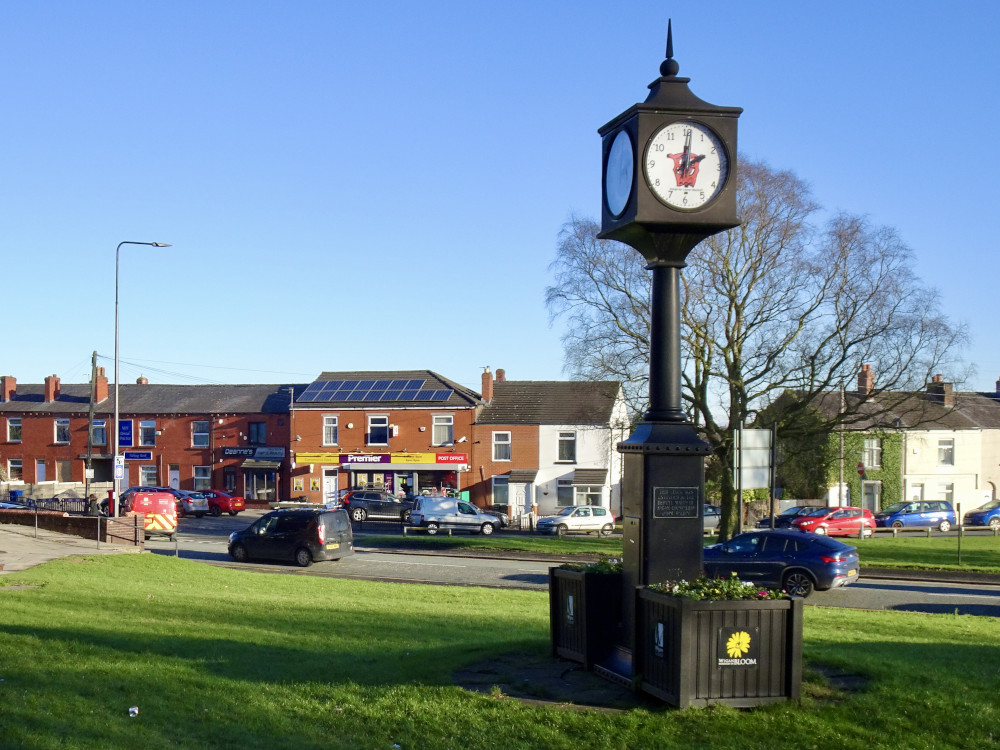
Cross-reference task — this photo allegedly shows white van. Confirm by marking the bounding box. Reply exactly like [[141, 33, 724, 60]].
[[409, 496, 504, 535]]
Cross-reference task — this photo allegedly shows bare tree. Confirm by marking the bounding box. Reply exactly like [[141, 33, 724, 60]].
[[547, 158, 968, 539]]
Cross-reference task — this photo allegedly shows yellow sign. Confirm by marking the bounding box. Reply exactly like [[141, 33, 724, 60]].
[[293, 477, 304, 492], [390, 452, 436, 464], [294, 453, 340, 463]]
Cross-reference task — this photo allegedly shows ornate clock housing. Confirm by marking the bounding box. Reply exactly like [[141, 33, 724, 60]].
[[599, 48, 742, 264]]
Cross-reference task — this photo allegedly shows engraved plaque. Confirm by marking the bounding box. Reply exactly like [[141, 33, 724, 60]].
[[652, 486, 700, 518]]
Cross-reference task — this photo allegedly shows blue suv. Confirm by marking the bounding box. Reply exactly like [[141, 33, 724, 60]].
[[963, 500, 1000, 530], [874, 501, 956, 532]]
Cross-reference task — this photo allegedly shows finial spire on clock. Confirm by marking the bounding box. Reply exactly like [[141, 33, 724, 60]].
[[660, 19, 680, 78]]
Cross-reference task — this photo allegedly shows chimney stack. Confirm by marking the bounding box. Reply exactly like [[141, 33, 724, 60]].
[[44, 374, 61, 403], [94, 366, 109, 402], [481, 367, 493, 404], [0, 375, 15, 402], [857, 364, 874, 396], [927, 374, 955, 408], [496, 368, 506, 383]]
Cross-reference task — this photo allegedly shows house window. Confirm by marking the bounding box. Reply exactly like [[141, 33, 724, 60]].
[[492, 476, 509, 506], [7, 418, 21, 442], [92, 419, 107, 446], [368, 415, 389, 445], [57, 460, 72, 482], [54, 418, 70, 444], [139, 465, 158, 486], [432, 415, 454, 446], [248, 422, 267, 445], [194, 466, 211, 491], [558, 431, 577, 462], [8, 458, 23, 481], [863, 438, 881, 469], [938, 439, 954, 466], [938, 483, 954, 503], [323, 416, 338, 446], [556, 479, 574, 506], [575, 485, 602, 506], [139, 420, 156, 447], [192, 421, 210, 448], [492, 431, 511, 461]]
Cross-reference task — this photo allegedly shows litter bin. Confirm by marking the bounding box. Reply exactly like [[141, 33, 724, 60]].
[[9, 489, 23, 503]]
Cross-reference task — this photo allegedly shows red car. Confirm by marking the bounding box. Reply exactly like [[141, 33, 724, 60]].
[[791, 506, 874, 537], [202, 490, 246, 517]]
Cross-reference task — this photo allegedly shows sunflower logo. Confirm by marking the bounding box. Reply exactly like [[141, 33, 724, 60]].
[[725, 630, 752, 658]]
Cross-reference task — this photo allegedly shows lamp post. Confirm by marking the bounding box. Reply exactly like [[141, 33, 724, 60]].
[[113, 240, 171, 516]]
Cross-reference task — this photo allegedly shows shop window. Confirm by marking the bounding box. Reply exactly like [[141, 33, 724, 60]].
[[192, 421, 210, 448], [492, 475, 509, 506], [368, 415, 389, 445], [556, 479, 574, 506], [8, 458, 23, 481], [938, 439, 954, 466], [139, 420, 156, 447], [432, 414, 454, 446], [54, 418, 70, 444], [558, 431, 577, 462], [92, 419, 107, 446], [323, 415, 338, 446], [139, 465, 158, 486], [248, 422, 267, 445], [194, 466, 211, 491], [7, 418, 21, 442], [493, 431, 511, 461]]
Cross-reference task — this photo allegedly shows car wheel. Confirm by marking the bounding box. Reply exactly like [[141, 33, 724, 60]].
[[210, 506, 222, 517], [938, 520, 951, 533], [426, 522, 439, 535], [813, 526, 827, 535], [195, 512, 205, 518], [558, 523, 569, 535], [891, 520, 904, 528], [600, 523, 614, 537], [783, 571, 815, 598], [230, 543, 248, 563], [351, 508, 367, 522], [989, 517, 1000, 531], [481, 523, 495, 536], [294, 547, 312, 567], [402, 509, 411, 522]]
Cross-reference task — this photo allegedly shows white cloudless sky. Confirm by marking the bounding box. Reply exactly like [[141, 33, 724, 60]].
[[3, 2, 998, 394]]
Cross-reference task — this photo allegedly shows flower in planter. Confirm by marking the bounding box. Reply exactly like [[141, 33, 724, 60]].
[[558, 555, 623, 574], [649, 572, 787, 601]]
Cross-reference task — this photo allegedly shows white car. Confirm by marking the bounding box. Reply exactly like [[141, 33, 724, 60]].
[[536, 505, 615, 536]]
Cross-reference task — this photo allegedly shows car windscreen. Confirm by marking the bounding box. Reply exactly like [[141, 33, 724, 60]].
[[977, 500, 1000, 510], [804, 508, 830, 517], [880, 502, 908, 514], [556, 507, 575, 516]]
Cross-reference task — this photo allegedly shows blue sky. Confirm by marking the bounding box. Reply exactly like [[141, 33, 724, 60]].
[[3, 2, 998, 395]]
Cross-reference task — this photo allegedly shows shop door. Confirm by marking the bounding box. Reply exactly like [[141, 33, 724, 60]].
[[322, 468, 338, 505]]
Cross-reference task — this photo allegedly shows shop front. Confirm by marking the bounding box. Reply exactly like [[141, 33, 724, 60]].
[[222, 446, 287, 503], [294, 452, 469, 500]]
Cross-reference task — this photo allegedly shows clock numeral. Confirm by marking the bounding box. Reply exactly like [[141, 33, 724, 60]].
[[648, 159, 656, 169], [653, 143, 665, 152]]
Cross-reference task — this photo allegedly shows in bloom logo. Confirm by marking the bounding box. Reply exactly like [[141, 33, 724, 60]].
[[717, 626, 759, 667]]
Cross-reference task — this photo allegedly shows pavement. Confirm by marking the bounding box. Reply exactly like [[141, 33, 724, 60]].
[[0, 522, 141, 574]]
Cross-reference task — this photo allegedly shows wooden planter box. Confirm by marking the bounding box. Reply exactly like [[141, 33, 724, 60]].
[[549, 568, 623, 669], [635, 588, 803, 708]]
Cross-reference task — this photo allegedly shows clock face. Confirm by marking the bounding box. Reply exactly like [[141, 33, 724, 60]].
[[604, 129, 634, 217], [644, 121, 729, 210]]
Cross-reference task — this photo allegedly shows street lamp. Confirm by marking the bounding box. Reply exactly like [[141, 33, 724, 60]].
[[113, 240, 171, 516]]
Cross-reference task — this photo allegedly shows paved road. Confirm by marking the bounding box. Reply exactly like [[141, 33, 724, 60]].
[[144, 513, 1000, 616]]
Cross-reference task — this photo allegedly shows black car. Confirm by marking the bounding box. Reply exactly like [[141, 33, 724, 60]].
[[228, 508, 353, 567], [756, 505, 824, 529], [704, 529, 860, 597], [341, 490, 415, 522]]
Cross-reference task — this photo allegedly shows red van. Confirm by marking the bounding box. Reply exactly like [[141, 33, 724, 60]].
[[124, 490, 178, 540]]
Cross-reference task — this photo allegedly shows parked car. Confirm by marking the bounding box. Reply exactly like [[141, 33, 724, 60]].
[[704, 529, 860, 597], [703, 505, 721, 533], [536, 505, 615, 536], [963, 499, 1000, 530], [874, 501, 957, 532], [341, 490, 415, 522], [409, 497, 505, 535], [790, 506, 875, 537], [228, 508, 353, 567], [756, 505, 825, 529], [122, 486, 208, 518], [0, 500, 30, 509], [201, 489, 246, 517]]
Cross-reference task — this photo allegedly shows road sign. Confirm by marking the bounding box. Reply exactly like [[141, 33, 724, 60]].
[[114, 455, 125, 480], [857, 462, 865, 477], [123, 451, 152, 461]]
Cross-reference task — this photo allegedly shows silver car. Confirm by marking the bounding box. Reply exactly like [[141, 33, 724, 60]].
[[409, 497, 504, 535], [536, 505, 615, 536]]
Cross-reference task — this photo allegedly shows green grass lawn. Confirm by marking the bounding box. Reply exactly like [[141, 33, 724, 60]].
[[1, 554, 998, 749]]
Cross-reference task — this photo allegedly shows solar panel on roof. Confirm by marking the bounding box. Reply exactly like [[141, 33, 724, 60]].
[[431, 390, 452, 401], [389, 379, 409, 389], [361, 391, 382, 402], [414, 391, 434, 401], [373, 379, 393, 389], [406, 379, 426, 389], [297, 392, 319, 402], [399, 388, 420, 400], [340, 380, 360, 389], [319, 380, 342, 392], [301, 382, 324, 395], [381, 389, 402, 401], [356, 380, 376, 390]]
